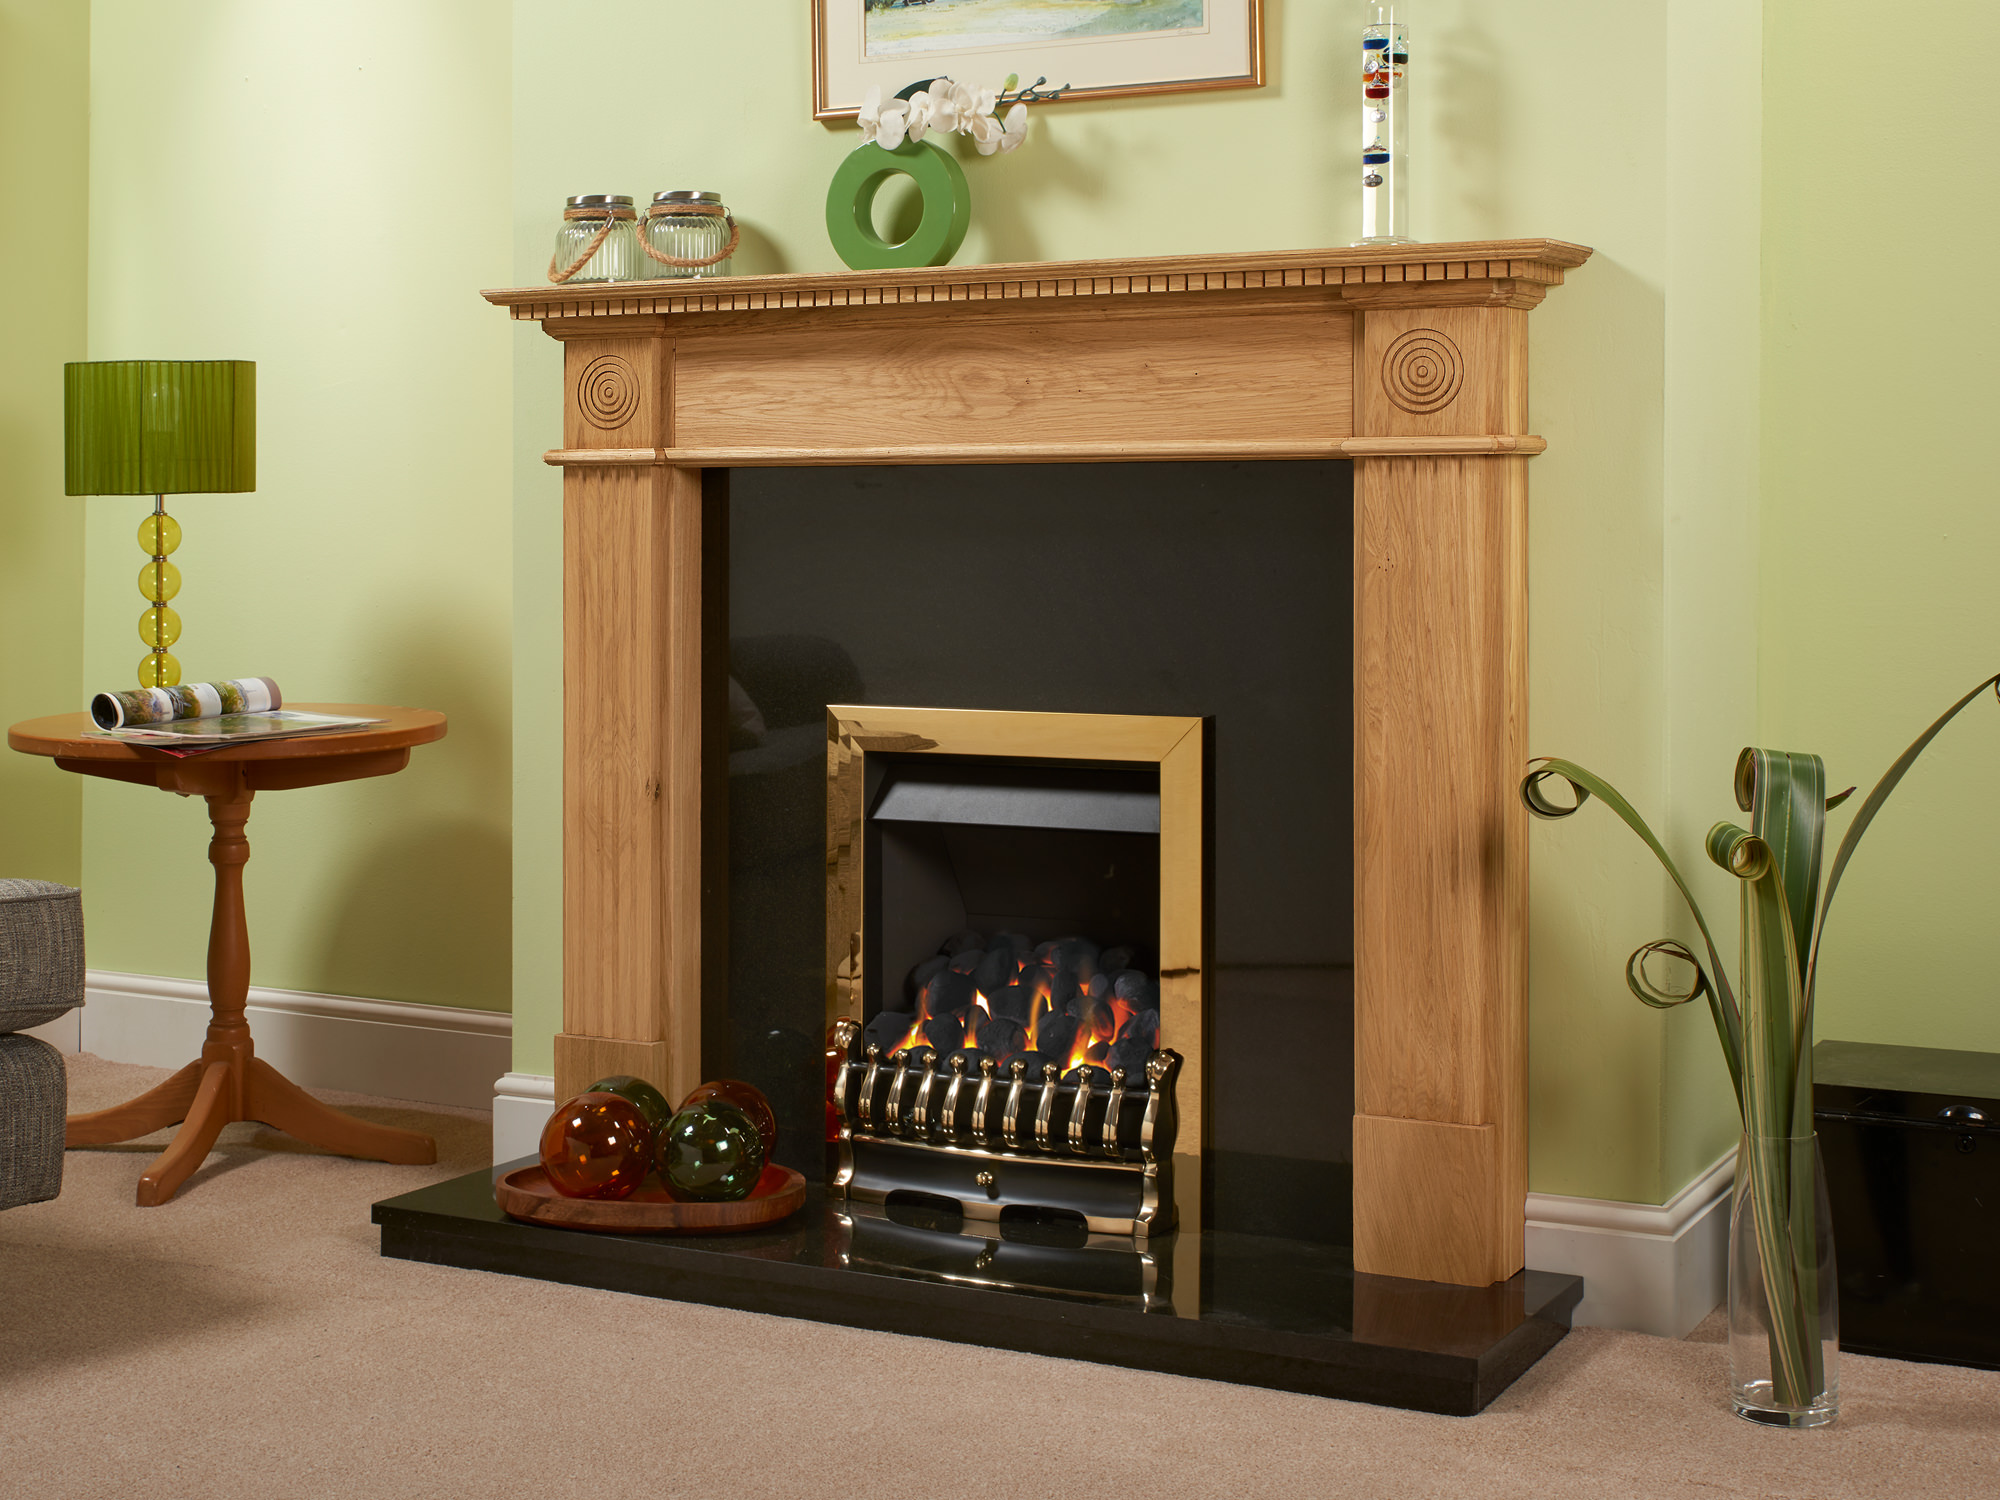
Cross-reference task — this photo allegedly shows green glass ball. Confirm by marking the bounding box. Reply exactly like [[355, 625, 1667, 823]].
[[679, 1078, 777, 1158], [585, 1074, 673, 1136], [657, 1100, 766, 1202]]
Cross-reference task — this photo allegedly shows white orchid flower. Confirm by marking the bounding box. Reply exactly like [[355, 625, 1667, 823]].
[[967, 109, 1005, 155], [946, 78, 980, 129], [924, 76, 963, 133], [875, 98, 910, 151], [858, 84, 886, 146], [972, 86, 999, 118], [905, 91, 933, 142], [996, 101, 1030, 153]]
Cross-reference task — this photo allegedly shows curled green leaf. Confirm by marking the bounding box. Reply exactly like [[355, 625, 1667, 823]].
[[1625, 938, 1711, 1011], [1521, 764, 1589, 819], [1706, 822, 1767, 879]]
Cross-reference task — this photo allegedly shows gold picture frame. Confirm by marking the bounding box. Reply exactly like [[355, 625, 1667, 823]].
[[812, 0, 1264, 122]]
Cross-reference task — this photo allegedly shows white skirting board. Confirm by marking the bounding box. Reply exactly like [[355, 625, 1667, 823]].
[[77, 969, 511, 1112], [494, 1072, 556, 1164], [1525, 1149, 1736, 1338]]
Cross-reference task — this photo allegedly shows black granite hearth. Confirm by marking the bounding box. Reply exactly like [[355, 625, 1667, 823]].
[[375, 1164, 1582, 1416]]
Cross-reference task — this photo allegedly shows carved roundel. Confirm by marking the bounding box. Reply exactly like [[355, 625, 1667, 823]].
[[1381, 328, 1465, 415], [577, 353, 641, 430]]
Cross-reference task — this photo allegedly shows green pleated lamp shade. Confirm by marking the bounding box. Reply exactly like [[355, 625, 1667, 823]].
[[64, 360, 256, 496]]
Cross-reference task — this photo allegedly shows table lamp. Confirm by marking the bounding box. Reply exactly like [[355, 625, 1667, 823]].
[[64, 360, 256, 687]]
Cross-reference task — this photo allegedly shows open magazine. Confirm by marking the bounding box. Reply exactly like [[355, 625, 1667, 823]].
[[86, 679, 380, 752]]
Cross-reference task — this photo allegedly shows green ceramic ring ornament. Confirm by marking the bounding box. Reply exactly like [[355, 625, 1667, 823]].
[[825, 139, 970, 271]]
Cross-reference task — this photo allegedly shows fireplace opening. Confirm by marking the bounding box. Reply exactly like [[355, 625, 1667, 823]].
[[727, 460, 1353, 1252], [864, 756, 1163, 1083]]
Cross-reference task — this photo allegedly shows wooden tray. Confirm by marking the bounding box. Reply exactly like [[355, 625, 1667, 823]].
[[496, 1162, 807, 1234]]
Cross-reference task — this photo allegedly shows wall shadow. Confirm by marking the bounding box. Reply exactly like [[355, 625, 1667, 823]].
[[732, 220, 792, 277]]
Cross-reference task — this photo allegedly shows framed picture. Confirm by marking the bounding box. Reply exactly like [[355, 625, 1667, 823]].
[[812, 0, 1264, 120]]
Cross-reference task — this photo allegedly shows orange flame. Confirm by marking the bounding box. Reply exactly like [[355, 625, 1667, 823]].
[[896, 982, 992, 1056], [895, 975, 936, 1054], [1063, 995, 1135, 1075], [962, 990, 991, 1050], [1021, 966, 1054, 1050]]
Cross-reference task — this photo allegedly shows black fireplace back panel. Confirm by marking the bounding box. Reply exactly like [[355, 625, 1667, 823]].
[[869, 757, 1163, 1010], [725, 461, 1354, 1243]]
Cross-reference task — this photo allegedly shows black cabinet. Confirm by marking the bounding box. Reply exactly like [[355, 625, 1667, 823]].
[[1814, 1040, 2000, 1370]]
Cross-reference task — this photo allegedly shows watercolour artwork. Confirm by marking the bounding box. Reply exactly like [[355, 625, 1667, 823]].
[[864, 0, 1206, 59], [816, 0, 1259, 118]]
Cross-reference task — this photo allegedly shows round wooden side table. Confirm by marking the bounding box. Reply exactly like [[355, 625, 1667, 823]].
[[7, 705, 449, 1206]]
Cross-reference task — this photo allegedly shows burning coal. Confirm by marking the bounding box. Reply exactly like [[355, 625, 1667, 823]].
[[863, 930, 1161, 1084]]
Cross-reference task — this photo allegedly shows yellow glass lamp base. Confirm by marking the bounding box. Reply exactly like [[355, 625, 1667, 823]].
[[138, 651, 182, 688], [137, 498, 184, 689]]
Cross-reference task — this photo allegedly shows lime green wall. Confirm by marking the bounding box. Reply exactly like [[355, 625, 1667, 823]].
[[40, 3, 1838, 1206], [0, 0, 88, 886], [1761, 2, 2000, 1055], [503, 1, 1753, 1202], [80, 3, 514, 1009], [1656, 0, 1763, 1196]]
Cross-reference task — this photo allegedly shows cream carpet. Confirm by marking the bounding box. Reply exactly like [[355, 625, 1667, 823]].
[[2, 1054, 1995, 1499]]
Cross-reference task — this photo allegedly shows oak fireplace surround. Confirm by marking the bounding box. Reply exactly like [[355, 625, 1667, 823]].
[[485, 238, 1591, 1291]]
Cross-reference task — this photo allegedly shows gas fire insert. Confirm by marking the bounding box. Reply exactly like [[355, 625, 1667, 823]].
[[825, 707, 1207, 1242]]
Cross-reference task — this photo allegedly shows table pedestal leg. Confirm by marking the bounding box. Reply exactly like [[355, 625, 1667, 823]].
[[135, 1060, 232, 1208], [66, 1060, 203, 1146], [245, 1057, 435, 1164], [65, 785, 438, 1205]]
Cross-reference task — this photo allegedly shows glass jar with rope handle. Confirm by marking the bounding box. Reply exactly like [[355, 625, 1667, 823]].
[[641, 190, 737, 279], [549, 194, 640, 285]]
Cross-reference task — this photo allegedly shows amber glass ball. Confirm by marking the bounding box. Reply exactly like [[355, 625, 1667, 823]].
[[657, 1100, 766, 1202], [538, 1092, 654, 1200], [679, 1078, 778, 1158], [585, 1074, 674, 1136]]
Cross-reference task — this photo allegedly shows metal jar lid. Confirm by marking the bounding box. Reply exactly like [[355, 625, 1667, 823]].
[[567, 194, 634, 209], [653, 190, 723, 207]]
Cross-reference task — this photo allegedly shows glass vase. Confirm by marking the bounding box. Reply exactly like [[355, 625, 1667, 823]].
[[1729, 1133, 1839, 1427]]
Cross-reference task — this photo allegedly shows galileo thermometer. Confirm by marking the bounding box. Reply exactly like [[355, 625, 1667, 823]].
[[1358, 3, 1412, 245]]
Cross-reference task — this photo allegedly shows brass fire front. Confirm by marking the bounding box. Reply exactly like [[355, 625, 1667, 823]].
[[825, 706, 1206, 1242]]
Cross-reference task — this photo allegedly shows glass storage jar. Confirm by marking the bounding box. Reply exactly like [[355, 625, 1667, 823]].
[[549, 194, 639, 284], [640, 190, 737, 279]]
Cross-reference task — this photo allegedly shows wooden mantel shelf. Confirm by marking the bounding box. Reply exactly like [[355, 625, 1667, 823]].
[[482, 238, 1591, 321], [499, 236, 1594, 1291]]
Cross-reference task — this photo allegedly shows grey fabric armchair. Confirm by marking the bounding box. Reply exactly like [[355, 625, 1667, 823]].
[[0, 879, 85, 1209]]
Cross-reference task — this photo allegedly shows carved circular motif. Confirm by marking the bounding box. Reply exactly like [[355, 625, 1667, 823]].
[[1381, 329, 1465, 414], [577, 353, 640, 430]]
